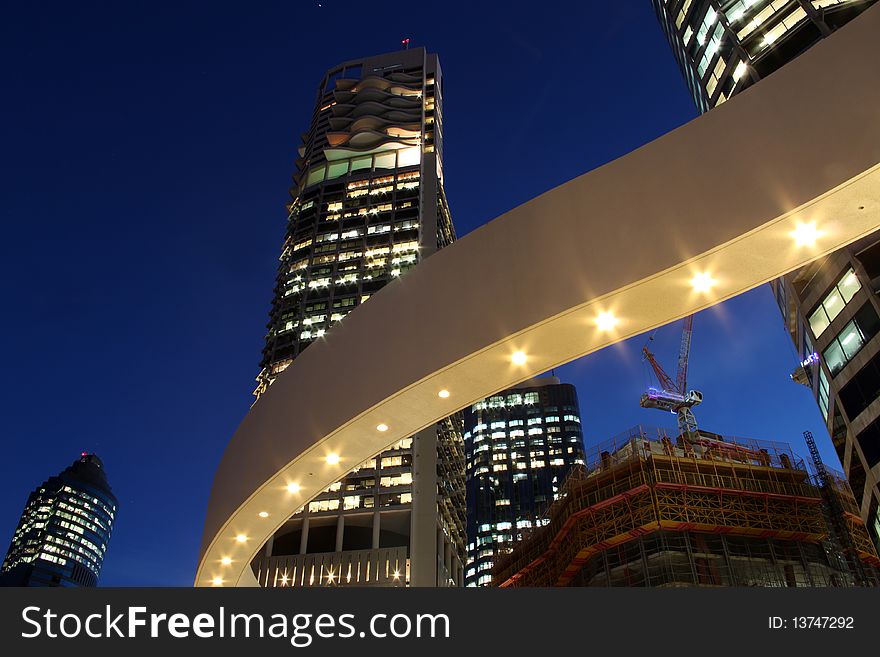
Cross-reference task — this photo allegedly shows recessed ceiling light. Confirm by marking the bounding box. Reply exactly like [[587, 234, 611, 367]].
[[286, 482, 301, 494], [326, 453, 341, 465], [220, 557, 232, 566], [792, 222, 820, 247], [511, 351, 527, 365], [211, 576, 223, 586], [690, 272, 716, 293], [258, 511, 269, 518], [234, 534, 247, 543], [595, 311, 619, 331], [438, 389, 450, 398], [376, 423, 389, 432]]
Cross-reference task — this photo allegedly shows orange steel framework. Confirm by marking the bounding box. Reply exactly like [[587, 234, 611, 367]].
[[823, 466, 878, 559], [493, 426, 880, 587]]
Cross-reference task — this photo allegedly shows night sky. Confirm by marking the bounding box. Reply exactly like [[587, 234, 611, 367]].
[[0, 1, 833, 586]]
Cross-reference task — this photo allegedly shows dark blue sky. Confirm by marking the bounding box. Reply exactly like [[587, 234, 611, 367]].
[[0, 1, 832, 586]]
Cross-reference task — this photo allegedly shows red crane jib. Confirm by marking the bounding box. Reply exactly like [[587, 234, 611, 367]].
[[643, 315, 694, 395], [642, 345, 676, 393]]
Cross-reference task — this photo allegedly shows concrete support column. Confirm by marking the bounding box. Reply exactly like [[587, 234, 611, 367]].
[[372, 510, 381, 549], [335, 514, 345, 552], [436, 529, 445, 585], [410, 427, 438, 587], [299, 516, 309, 555]]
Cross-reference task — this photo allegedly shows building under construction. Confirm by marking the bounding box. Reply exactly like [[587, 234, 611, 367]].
[[492, 426, 880, 587]]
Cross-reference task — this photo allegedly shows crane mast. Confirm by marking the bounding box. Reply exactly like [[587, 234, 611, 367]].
[[675, 315, 694, 395]]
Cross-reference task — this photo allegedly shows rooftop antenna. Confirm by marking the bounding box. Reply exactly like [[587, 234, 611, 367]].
[[401, 37, 411, 50]]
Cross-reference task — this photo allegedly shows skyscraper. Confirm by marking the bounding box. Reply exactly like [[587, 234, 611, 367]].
[[651, 0, 877, 112], [250, 47, 465, 587], [464, 377, 586, 586], [651, 0, 880, 551], [0, 454, 117, 587]]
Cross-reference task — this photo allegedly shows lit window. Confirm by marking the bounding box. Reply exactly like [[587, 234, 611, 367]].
[[397, 146, 421, 167], [695, 6, 717, 46], [306, 167, 326, 187], [308, 499, 340, 513], [761, 6, 807, 47], [808, 269, 861, 338], [675, 0, 694, 30], [818, 369, 830, 421], [374, 152, 396, 170], [737, 0, 787, 41], [822, 303, 880, 376]]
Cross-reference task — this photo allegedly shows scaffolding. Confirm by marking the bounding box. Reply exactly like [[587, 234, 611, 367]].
[[493, 426, 880, 587], [803, 430, 871, 585]]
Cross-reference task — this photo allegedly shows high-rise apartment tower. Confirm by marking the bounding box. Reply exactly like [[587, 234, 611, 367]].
[[250, 48, 465, 587]]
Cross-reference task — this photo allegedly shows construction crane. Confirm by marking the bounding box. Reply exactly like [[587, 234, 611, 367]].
[[640, 315, 703, 439]]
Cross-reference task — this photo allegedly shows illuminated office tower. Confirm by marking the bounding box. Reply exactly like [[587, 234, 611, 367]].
[[0, 454, 117, 587], [250, 48, 465, 587], [463, 377, 586, 587], [651, 1, 880, 550], [651, 0, 877, 111]]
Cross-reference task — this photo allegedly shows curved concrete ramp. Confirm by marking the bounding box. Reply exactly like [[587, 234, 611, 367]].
[[196, 7, 880, 586]]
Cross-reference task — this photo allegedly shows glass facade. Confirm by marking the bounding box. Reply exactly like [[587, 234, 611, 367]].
[[463, 378, 586, 586], [0, 454, 116, 587], [250, 48, 465, 587], [821, 302, 880, 376], [653, 0, 880, 554], [651, 0, 878, 111]]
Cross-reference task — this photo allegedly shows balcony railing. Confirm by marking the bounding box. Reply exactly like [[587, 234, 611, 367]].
[[253, 546, 409, 587]]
